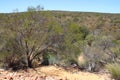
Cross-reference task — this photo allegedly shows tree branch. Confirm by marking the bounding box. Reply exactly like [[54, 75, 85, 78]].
[[32, 43, 52, 60]]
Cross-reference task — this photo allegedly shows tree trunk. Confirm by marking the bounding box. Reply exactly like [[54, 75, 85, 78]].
[[27, 57, 33, 68]]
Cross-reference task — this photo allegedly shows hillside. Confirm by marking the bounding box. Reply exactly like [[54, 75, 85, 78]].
[[0, 11, 120, 38], [0, 11, 120, 80], [1, 11, 120, 34]]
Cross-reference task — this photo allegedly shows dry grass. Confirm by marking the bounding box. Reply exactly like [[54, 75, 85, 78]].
[[35, 66, 111, 80]]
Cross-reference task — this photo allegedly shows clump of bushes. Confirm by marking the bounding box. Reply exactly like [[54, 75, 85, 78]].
[[106, 63, 120, 80]]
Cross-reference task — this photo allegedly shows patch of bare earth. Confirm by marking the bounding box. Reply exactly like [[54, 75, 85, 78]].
[[0, 66, 111, 80]]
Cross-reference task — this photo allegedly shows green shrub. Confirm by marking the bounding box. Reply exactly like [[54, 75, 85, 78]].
[[106, 63, 120, 80]]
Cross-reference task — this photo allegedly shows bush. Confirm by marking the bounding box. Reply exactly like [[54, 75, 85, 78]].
[[83, 46, 106, 72], [106, 63, 120, 80], [3, 54, 27, 71]]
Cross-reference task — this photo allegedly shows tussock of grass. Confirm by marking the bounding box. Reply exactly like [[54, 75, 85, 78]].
[[106, 63, 120, 80]]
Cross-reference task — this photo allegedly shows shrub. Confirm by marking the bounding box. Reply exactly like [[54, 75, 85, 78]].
[[3, 54, 27, 71], [3, 54, 20, 70], [83, 46, 106, 72], [106, 63, 120, 80]]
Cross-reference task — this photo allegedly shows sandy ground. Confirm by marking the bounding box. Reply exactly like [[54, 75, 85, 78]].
[[0, 66, 111, 80]]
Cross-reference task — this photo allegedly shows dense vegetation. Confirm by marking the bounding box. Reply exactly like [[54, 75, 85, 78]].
[[0, 9, 120, 77]]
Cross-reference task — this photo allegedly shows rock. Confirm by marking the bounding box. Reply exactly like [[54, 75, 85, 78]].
[[46, 76, 55, 80]]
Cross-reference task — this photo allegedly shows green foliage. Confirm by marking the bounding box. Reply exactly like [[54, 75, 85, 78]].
[[51, 22, 63, 34], [111, 48, 120, 56], [106, 63, 120, 80], [85, 34, 95, 46], [0, 10, 120, 72], [27, 5, 44, 12], [82, 34, 117, 72], [83, 46, 106, 72], [0, 10, 53, 68]]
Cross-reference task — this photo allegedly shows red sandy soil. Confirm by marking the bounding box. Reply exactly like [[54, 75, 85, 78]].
[[0, 66, 111, 80]]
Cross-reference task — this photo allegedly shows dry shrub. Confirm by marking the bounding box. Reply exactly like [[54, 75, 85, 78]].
[[3, 54, 27, 71]]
